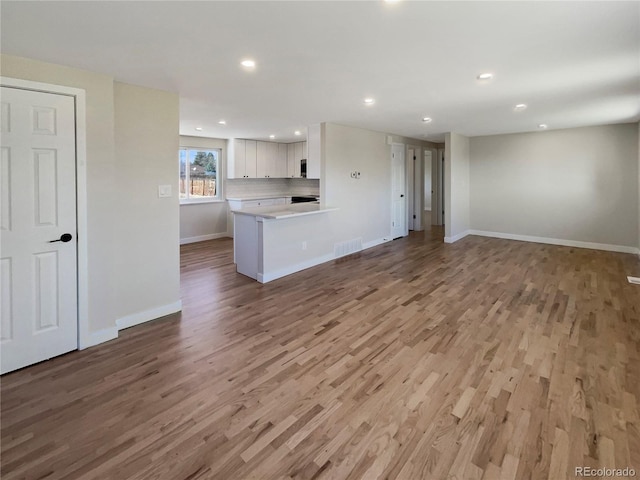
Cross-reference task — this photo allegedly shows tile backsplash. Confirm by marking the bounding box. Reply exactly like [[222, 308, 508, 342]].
[[226, 178, 320, 198]]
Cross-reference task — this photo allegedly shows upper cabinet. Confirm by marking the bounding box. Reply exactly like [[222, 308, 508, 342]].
[[287, 141, 308, 178], [287, 143, 298, 178], [229, 132, 319, 180], [256, 141, 287, 178], [228, 139, 256, 179]]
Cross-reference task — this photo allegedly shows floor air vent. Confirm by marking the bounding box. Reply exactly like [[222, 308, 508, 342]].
[[334, 238, 363, 258], [628, 276, 640, 285]]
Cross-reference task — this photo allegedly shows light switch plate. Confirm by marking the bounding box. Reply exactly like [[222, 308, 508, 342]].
[[158, 185, 172, 198]]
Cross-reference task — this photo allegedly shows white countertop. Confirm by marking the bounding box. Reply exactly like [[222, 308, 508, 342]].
[[231, 203, 337, 220]]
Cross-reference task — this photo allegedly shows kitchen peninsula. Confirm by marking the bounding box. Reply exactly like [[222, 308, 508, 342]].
[[232, 203, 338, 283]]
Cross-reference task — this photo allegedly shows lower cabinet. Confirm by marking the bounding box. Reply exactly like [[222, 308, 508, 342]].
[[227, 197, 290, 243]]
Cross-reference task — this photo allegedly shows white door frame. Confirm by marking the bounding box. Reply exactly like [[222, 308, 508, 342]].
[[433, 148, 445, 226], [1, 76, 90, 350], [391, 142, 408, 238], [407, 144, 423, 232]]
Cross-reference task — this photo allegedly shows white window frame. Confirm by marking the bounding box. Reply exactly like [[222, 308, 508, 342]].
[[179, 147, 223, 204]]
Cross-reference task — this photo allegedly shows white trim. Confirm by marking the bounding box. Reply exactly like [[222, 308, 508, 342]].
[[180, 232, 228, 245], [0, 77, 91, 350], [258, 253, 335, 283], [116, 301, 182, 331], [180, 198, 227, 205], [179, 146, 223, 203], [468, 230, 640, 254], [84, 327, 118, 349], [363, 237, 392, 250], [444, 230, 471, 243]]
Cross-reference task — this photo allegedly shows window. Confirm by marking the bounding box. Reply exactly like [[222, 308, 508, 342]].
[[179, 148, 221, 202]]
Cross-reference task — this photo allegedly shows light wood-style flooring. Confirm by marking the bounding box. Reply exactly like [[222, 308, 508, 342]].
[[2, 229, 640, 479]]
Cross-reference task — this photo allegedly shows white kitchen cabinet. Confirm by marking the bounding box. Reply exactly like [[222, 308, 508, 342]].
[[256, 141, 287, 178], [256, 141, 268, 177], [228, 138, 261, 179], [227, 139, 245, 179], [287, 143, 297, 178], [229, 138, 314, 179], [287, 141, 309, 178], [275, 143, 288, 178], [294, 142, 304, 167], [228, 196, 289, 244], [267, 142, 279, 177], [245, 140, 257, 178]]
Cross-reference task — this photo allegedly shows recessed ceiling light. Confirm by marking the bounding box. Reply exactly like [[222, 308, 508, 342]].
[[218, 120, 226, 125], [538, 124, 548, 129], [422, 117, 432, 123], [195, 127, 203, 131], [241, 59, 255, 68], [363, 97, 375, 105], [514, 104, 527, 111], [477, 73, 494, 80], [269, 134, 275, 139], [294, 130, 301, 136]]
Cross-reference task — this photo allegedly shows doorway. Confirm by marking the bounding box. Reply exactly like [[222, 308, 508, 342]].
[[432, 148, 445, 226], [1, 79, 88, 374], [424, 149, 433, 227], [391, 143, 407, 239]]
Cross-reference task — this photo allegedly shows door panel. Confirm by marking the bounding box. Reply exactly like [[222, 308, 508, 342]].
[[1, 87, 77, 374], [391, 144, 407, 239]]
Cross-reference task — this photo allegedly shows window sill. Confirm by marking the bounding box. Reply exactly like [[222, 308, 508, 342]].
[[180, 198, 226, 206]]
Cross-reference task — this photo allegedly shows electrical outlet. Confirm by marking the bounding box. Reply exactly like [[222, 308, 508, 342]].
[[302, 241, 307, 250]]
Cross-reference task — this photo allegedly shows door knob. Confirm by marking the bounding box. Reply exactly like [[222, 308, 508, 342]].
[[49, 233, 73, 243], [400, 194, 405, 198]]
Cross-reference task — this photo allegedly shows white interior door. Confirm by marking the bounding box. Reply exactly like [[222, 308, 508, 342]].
[[425, 150, 435, 225], [1, 87, 78, 374], [407, 148, 414, 231], [412, 147, 423, 231], [391, 144, 407, 239]]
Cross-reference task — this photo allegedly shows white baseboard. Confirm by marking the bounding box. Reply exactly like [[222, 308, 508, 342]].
[[79, 301, 183, 350], [258, 253, 335, 283], [363, 237, 391, 250], [81, 326, 118, 349], [444, 230, 471, 244], [468, 230, 640, 255], [116, 300, 183, 330], [180, 232, 228, 245]]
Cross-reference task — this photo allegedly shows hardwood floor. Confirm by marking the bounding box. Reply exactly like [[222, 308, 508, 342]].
[[2, 230, 639, 479]]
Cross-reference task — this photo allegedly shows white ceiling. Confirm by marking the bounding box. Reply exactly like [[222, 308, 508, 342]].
[[2, 1, 639, 143]]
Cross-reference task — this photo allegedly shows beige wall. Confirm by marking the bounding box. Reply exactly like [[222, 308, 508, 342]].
[[179, 136, 229, 242], [444, 132, 471, 241], [469, 124, 639, 248], [114, 82, 180, 320], [322, 123, 391, 245], [1, 54, 117, 333], [2, 54, 181, 338], [322, 123, 440, 246]]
